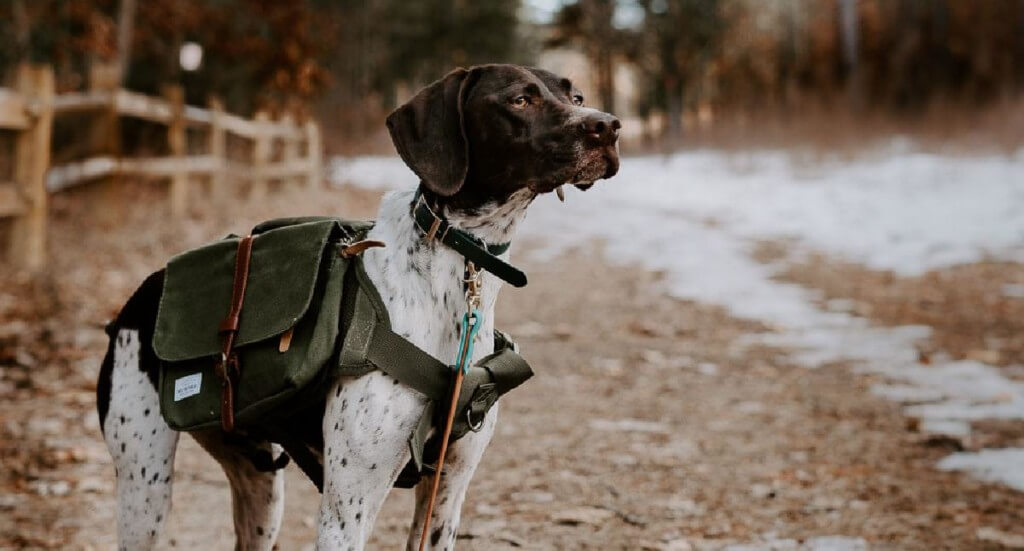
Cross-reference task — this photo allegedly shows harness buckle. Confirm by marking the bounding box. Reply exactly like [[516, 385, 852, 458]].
[[424, 216, 442, 241], [415, 193, 444, 242]]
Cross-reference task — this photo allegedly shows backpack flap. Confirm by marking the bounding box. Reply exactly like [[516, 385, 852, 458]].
[[153, 220, 340, 362], [155, 218, 355, 431]]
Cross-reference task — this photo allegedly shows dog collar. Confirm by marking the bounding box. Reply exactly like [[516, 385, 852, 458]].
[[411, 190, 527, 288]]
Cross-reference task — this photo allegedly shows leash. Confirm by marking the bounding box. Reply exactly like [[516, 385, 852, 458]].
[[412, 188, 527, 549], [418, 263, 484, 551], [412, 191, 528, 288]]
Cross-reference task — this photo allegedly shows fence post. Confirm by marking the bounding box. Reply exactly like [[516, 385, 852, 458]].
[[208, 96, 227, 202], [89, 62, 121, 223], [9, 64, 54, 272], [251, 110, 270, 200], [280, 113, 299, 188], [164, 85, 187, 216], [304, 119, 322, 190]]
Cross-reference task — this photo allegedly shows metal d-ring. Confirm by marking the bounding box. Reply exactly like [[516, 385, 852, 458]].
[[466, 408, 485, 432]]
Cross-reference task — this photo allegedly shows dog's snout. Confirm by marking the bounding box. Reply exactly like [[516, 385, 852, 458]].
[[579, 113, 620, 146]]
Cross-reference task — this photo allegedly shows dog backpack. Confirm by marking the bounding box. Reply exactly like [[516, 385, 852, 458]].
[[151, 216, 532, 488]]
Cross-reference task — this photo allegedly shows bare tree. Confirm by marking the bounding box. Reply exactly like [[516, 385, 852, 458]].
[[550, 0, 618, 113], [838, 0, 861, 110], [635, 0, 723, 143], [116, 0, 137, 85], [12, 0, 29, 56]]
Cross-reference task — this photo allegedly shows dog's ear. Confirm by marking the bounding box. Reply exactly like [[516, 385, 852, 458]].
[[386, 67, 478, 196]]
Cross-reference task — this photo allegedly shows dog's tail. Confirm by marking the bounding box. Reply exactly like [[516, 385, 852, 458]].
[[96, 269, 165, 433]]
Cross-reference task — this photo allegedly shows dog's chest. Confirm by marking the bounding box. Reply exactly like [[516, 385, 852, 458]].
[[361, 191, 505, 365]]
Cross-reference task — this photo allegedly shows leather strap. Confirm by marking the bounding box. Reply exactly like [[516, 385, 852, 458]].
[[412, 192, 527, 288], [340, 239, 386, 258], [217, 234, 254, 432]]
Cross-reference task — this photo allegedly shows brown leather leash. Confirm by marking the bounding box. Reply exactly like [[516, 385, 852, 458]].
[[418, 262, 483, 551], [217, 234, 255, 433], [418, 345, 470, 551]]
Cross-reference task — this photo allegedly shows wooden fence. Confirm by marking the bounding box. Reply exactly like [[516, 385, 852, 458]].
[[0, 63, 322, 272]]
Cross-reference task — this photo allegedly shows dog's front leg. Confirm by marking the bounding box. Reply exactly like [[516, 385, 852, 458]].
[[406, 404, 499, 551], [317, 372, 426, 550]]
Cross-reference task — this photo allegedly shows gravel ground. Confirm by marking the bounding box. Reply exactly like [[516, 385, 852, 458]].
[[2, 184, 1023, 550]]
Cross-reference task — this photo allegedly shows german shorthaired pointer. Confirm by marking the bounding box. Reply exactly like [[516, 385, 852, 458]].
[[96, 64, 620, 550]]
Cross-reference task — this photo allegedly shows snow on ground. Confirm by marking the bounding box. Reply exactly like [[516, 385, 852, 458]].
[[724, 535, 869, 551], [938, 449, 1024, 492], [330, 146, 1024, 491]]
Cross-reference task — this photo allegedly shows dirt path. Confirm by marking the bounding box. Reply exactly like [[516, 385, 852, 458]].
[[2, 185, 1023, 550]]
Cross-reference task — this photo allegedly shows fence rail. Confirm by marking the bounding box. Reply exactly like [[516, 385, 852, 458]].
[[0, 63, 323, 272]]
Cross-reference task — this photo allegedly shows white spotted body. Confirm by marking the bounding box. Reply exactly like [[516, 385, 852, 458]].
[[317, 188, 533, 550], [104, 329, 179, 550], [100, 188, 535, 551]]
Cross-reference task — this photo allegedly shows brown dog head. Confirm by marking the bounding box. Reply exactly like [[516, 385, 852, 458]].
[[386, 64, 620, 210]]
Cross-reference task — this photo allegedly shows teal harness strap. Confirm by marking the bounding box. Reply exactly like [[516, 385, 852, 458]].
[[455, 310, 482, 374], [412, 191, 527, 287]]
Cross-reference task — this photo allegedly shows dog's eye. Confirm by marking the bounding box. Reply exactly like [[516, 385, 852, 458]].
[[572, 95, 584, 106], [511, 95, 531, 108]]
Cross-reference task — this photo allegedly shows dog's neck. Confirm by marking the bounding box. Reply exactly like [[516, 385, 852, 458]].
[[362, 188, 533, 364], [426, 187, 536, 246]]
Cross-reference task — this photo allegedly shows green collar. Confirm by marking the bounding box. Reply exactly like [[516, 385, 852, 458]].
[[411, 191, 527, 288]]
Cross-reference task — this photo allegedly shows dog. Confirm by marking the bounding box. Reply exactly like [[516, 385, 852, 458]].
[[96, 63, 620, 550]]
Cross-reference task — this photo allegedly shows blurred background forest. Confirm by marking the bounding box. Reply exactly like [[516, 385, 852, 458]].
[[3, 0, 1024, 154]]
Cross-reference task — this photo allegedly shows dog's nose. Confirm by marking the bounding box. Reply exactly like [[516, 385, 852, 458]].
[[580, 113, 620, 146]]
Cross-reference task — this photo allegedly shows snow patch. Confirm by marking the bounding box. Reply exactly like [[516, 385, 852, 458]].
[[332, 149, 1024, 492], [938, 449, 1024, 491], [919, 419, 972, 437], [329, 156, 417, 190], [1003, 284, 1024, 299], [589, 418, 670, 434]]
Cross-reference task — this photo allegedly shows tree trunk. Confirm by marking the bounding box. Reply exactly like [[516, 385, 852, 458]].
[[597, 46, 615, 114], [116, 0, 137, 85], [580, 0, 616, 113], [665, 75, 683, 144], [1019, 0, 1024, 87], [12, 0, 29, 60], [838, 0, 862, 111]]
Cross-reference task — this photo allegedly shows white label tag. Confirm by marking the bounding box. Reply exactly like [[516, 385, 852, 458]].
[[174, 373, 202, 401]]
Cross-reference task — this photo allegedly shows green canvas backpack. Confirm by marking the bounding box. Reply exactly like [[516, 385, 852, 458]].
[[152, 216, 533, 487], [154, 218, 359, 430]]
